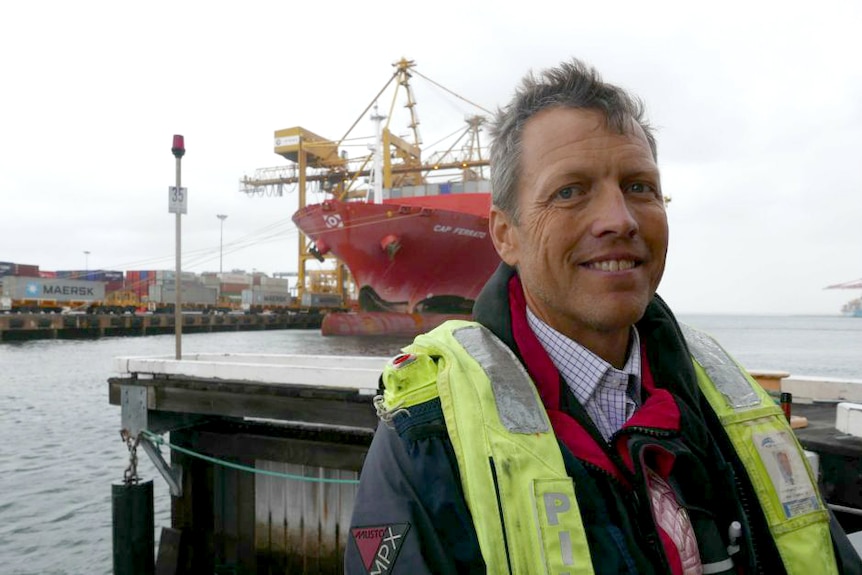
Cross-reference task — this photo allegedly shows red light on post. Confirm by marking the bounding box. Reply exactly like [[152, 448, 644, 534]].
[[171, 134, 186, 158]]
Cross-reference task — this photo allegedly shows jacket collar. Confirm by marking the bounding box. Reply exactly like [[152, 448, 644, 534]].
[[473, 263, 701, 414], [472, 263, 705, 479]]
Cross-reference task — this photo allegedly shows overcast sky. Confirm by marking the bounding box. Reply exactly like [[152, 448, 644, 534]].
[[1, 0, 860, 315]]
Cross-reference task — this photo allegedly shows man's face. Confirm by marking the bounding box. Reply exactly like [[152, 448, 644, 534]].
[[490, 107, 668, 359]]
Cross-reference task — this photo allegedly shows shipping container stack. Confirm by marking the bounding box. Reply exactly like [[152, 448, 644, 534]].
[[124, 270, 217, 311], [1, 262, 302, 314], [217, 272, 253, 308], [1, 261, 41, 296], [0, 262, 40, 278], [125, 270, 199, 302], [147, 283, 218, 307], [0, 262, 9, 292], [55, 270, 124, 294], [1, 276, 107, 313], [125, 270, 157, 302], [241, 275, 294, 312]]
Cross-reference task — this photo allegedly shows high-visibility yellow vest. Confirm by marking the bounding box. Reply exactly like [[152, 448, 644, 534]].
[[383, 320, 595, 574], [380, 320, 838, 575], [680, 324, 838, 575]]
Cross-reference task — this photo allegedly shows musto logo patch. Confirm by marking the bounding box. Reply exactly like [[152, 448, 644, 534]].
[[351, 523, 410, 574]]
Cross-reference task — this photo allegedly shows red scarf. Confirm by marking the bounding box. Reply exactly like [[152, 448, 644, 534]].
[[507, 275, 693, 574], [506, 275, 681, 481]]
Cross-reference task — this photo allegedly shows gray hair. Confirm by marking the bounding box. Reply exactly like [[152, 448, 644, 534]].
[[489, 58, 657, 221]]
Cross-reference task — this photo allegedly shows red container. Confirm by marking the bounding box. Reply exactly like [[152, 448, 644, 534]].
[[15, 264, 40, 277], [219, 282, 248, 295], [125, 271, 157, 299], [125, 271, 138, 289]]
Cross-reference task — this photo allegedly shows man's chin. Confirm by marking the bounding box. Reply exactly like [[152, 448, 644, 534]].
[[590, 302, 650, 332]]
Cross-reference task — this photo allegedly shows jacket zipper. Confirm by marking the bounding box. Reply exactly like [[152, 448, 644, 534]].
[[612, 425, 678, 443]]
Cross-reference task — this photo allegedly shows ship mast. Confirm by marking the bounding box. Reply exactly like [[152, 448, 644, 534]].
[[393, 57, 422, 149], [370, 103, 386, 204]]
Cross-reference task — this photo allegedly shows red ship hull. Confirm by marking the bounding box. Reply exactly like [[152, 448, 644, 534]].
[[321, 311, 472, 336], [291, 193, 500, 313]]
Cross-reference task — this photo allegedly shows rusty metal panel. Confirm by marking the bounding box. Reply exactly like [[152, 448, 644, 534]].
[[255, 460, 358, 574]]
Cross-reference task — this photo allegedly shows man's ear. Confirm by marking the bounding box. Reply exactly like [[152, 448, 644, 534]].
[[489, 206, 519, 267]]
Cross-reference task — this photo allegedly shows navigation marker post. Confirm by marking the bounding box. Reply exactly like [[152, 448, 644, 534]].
[[169, 135, 186, 360]]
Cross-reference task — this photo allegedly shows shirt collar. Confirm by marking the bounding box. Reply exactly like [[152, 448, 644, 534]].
[[525, 307, 642, 406]]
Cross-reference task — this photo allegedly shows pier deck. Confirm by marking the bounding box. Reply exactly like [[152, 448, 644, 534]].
[[109, 353, 385, 574], [0, 311, 323, 341], [792, 402, 862, 531]]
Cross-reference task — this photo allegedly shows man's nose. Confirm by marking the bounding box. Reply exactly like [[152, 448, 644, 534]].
[[589, 185, 638, 238]]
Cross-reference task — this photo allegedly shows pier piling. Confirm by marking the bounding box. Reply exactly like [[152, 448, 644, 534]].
[[112, 480, 155, 575]]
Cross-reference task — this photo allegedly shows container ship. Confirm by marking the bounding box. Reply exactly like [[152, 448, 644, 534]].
[[841, 297, 862, 318], [826, 278, 862, 318], [242, 59, 501, 335], [291, 188, 499, 316]]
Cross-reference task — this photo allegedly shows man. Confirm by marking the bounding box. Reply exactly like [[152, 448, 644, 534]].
[[345, 59, 862, 574]]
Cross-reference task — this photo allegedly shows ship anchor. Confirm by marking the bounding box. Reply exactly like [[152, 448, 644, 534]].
[[380, 234, 401, 260]]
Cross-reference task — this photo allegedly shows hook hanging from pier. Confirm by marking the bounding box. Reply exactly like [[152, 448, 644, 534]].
[[120, 385, 183, 497]]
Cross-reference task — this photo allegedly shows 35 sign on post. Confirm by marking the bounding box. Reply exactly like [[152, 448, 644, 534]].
[[168, 186, 188, 214]]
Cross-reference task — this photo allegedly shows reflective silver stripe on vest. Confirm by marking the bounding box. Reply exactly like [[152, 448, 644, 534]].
[[680, 323, 760, 410], [452, 325, 550, 434]]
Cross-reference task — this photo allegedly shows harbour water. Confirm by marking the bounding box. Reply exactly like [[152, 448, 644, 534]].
[[1, 314, 861, 574]]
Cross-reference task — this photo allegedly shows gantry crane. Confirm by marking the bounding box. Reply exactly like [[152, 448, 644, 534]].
[[239, 58, 491, 306]]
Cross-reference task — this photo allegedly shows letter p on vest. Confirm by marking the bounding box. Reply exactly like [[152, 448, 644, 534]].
[[543, 491, 571, 525]]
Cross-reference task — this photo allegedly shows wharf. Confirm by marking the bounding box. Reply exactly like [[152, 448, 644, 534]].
[[109, 358, 862, 573], [0, 311, 323, 341], [792, 401, 862, 531], [109, 352, 384, 574]]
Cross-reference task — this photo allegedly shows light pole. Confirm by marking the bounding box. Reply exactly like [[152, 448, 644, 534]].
[[171, 134, 186, 360], [84, 250, 90, 272], [216, 214, 228, 274]]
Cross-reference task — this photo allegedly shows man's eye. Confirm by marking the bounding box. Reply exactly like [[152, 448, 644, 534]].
[[557, 187, 576, 200], [627, 182, 655, 194]]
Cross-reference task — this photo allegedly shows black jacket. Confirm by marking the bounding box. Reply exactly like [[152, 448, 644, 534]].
[[345, 263, 862, 574]]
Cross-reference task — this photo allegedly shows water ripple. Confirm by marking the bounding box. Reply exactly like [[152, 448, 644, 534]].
[[0, 330, 407, 573]]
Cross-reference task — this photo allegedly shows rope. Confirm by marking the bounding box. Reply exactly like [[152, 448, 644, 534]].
[[411, 68, 494, 116], [141, 429, 360, 485]]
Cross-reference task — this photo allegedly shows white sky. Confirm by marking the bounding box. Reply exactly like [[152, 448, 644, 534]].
[[1, 0, 860, 315]]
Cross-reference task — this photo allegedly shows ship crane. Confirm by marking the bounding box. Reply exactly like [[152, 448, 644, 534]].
[[825, 278, 862, 317], [425, 115, 488, 182], [239, 58, 492, 306], [826, 278, 862, 290]]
